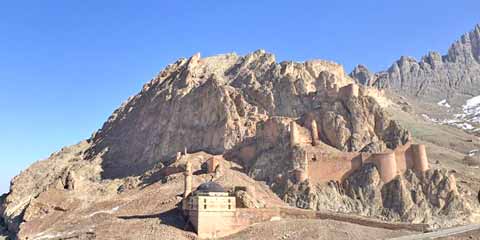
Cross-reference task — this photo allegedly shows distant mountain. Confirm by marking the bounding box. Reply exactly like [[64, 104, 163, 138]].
[[351, 24, 480, 104]]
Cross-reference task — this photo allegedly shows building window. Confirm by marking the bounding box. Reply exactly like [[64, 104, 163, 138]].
[[228, 199, 231, 203], [204, 205, 207, 209], [228, 205, 231, 209], [204, 199, 207, 203]]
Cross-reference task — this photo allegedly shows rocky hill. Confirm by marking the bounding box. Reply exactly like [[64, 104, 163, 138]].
[[84, 50, 361, 180], [350, 24, 480, 104], [1, 49, 479, 239]]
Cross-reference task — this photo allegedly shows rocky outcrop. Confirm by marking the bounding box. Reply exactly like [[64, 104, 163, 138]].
[[235, 190, 266, 208], [350, 65, 375, 86], [284, 164, 474, 227], [351, 24, 480, 102], [84, 50, 384, 180]]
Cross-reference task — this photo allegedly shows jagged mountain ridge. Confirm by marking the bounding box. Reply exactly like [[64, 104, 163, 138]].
[[350, 24, 480, 103]]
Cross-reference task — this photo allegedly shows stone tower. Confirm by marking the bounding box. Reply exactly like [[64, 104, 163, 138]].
[[184, 159, 193, 198], [207, 157, 219, 173], [310, 119, 319, 146], [303, 152, 309, 178], [411, 144, 429, 172], [290, 121, 298, 146], [372, 152, 397, 182]]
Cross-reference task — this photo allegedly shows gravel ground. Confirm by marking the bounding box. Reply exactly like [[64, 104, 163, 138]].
[[222, 219, 413, 240], [437, 229, 480, 240]]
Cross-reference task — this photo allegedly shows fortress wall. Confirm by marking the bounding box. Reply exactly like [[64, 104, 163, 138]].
[[394, 149, 407, 173], [289, 121, 297, 146], [393, 142, 414, 173], [207, 157, 219, 173], [307, 151, 363, 182], [290, 122, 313, 146], [359, 86, 391, 108], [339, 84, 359, 99], [301, 140, 428, 184], [286, 115, 427, 184], [310, 120, 320, 146], [305, 60, 348, 86], [369, 152, 397, 183], [326, 84, 340, 98], [262, 119, 282, 145], [410, 144, 429, 172], [235, 208, 280, 224]]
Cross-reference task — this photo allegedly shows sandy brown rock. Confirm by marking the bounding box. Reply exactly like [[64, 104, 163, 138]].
[[84, 50, 365, 180], [284, 164, 475, 228]]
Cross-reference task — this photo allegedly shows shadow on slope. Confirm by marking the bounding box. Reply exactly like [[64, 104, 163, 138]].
[[118, 208, 193, 232]]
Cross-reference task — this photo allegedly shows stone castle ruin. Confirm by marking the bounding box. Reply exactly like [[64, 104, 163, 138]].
[[289, 119, 429, 184]]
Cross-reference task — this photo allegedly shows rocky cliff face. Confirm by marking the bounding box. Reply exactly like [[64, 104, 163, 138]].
[[284, 164, 476, 227], [350, 24, 480, 103], [84, 50, 381, 180]]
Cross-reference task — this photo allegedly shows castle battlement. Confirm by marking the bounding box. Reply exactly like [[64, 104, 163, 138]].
[[339, 83, 359, 99], [289, 120, 429, 184]]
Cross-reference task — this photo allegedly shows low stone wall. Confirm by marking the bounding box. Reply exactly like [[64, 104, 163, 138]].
[[234, 208, 280, 226], [279, 208, 429, 232], [339, 84, 359, 99]]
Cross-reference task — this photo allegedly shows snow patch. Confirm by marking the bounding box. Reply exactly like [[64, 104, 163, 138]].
[[33, 231, 77, 240], [87, 206, 120, 218], [421, 114, 476, 130], [423, 96, 480, 133], [461, 95, 480, 124], [469, 149, 479, 157], [437, 99, 451, 108]]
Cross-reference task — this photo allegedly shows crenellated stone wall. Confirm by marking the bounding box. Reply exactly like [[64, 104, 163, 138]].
[[339, 83, 359, 99], [290, 121, 429, 183]]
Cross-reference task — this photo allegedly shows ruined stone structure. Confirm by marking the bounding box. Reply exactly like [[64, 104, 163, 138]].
[[289, 121, 430, 183], [289, 121, 298, 147], [339, 83, 359, 99], [310, 119, 319, 146], [206, 156, 219, 173], [323, 83, 361, 99]]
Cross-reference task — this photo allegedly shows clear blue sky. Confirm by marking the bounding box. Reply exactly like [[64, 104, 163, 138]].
[[1, 1, 479, 194]]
